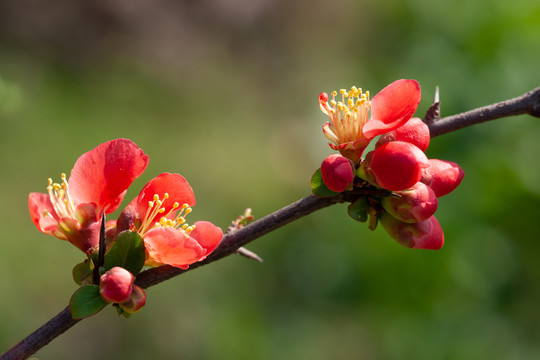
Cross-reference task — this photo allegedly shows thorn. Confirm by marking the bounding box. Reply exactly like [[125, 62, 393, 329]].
[[236, 247, 264, 263], [423, 86, 441, 123]]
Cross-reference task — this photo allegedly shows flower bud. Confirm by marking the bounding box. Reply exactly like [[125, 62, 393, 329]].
[[376, 117, 430, 152], [99, 267, 134, 304], [119, 285, 147, 314], [421, 159, 464, 197], [362, 141, 429, 191], [380, 182, 438, 223], [321, 154, 355, 192], [379, 213, 444, 250]]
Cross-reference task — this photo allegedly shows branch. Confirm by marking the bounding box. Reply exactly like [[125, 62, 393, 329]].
[[2, 85, 539, 360], [428, 86, 540, 138]]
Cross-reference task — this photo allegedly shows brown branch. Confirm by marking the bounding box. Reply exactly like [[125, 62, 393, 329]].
[[428, 86, 540, 138], [2, 85, 540, 360]]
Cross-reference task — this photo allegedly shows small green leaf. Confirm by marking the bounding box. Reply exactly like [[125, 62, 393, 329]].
[[348, 197, 369, 222], [69, 285, 107, 320], [72, 260, 94, 286], [104, 230, 146, 275], [311, 168, 339, 197]]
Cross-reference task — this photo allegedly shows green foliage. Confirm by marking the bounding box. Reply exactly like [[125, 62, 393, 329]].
[[69, 285, 108, 320], [310, 168, 339, 197], [72, 260, 93, 285], [104, 231, 146, 276], [347, 197, 369, 222]]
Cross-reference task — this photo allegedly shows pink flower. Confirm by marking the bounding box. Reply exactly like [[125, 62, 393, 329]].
[[321, 154, 355, 192], [319, 79, 421, 163], [28, 139, 149, 253], [118, 173, 223, 269], [100, 267, 135, 304]]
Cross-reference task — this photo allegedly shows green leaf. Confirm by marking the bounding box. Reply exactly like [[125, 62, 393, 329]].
[[69, 285, 107, 320], [72, 260, 94, 286], [348, 197, 369, 222], [311, 168, 339, 197], [104, 230, 146, 275]]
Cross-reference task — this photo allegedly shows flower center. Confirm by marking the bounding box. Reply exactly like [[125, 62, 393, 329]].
[[319, 86, 371, 145], [137, 193, 194, 237], [44, 173, 77, 220]]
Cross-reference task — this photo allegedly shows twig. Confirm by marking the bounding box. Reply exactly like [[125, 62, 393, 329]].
[[428, 86, 540, 138], [2, 85, 540, 360]]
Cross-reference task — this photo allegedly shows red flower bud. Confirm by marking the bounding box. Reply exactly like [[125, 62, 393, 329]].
[[321, 154, 355, 192], [365, 141, 429, 191], [381, 182, 438, 223], [99, 267, 135, 304], [119, 285, 147, 314], [380, 213, 444, 250], [421, 159, 465, 197], [376, 117, 430, 152]]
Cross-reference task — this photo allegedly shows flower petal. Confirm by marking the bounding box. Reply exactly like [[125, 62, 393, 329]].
[[189, 221, 223, 256], [28, 192, 62, 236], [144, 227, 206, 268], [137, 173, 196, 221], [68, 139, 149, 214], [363, 79, 421, 138]]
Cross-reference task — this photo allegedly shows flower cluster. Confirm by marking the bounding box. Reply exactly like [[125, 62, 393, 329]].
[[316, 79, 464, 249], [29, 139, 223, 317]]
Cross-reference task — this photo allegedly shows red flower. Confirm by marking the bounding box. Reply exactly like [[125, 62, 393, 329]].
[[319, 79, 421, 163], [117, 173, 223, 269], [28, 139, 149, 253]]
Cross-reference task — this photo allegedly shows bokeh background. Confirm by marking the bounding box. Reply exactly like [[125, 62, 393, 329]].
[[1, 0, 540, 359]]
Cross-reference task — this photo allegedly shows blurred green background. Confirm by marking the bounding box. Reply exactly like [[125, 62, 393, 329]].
[[1, 0, 540, 359]]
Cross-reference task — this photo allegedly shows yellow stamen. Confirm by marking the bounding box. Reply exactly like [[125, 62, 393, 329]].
[[137, 195, 195, 237]]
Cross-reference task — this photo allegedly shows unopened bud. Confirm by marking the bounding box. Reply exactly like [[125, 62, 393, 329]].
[[119, 285, 146, 314], [421, 159, 464, 197], [362, 141, 429, 191], [99, 267, 134, 304], [321, 154, 355, 192], [376, 117, 430, 152], [381, 182, 438, 223], [379, 213, 444, 250]]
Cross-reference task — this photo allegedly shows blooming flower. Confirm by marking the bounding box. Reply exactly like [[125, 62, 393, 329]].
[[28, 139, 149, 253], [319, 79, 421, 163], [117, 173, 223, 269]]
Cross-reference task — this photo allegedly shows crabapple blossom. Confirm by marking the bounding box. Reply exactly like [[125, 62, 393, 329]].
[[28, 139, 148, 253], [319, 79, 421, 163], [117, 173, 223, 269]]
